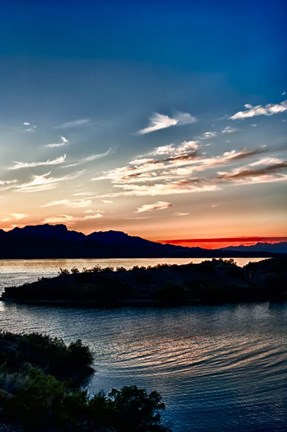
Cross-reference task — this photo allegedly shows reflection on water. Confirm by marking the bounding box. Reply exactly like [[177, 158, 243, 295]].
[[0, 301, 286, 431]]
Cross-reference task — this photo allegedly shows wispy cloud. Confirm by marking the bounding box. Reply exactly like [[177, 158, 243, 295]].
[[136, 201, 172, 213], [15, 170, 83, 193], [55, 118, 90, 129], [23, 122, 36, 133], [10, 213, 27, 220], [99, 180, 219, 198], [62, 148, 112, 168], [222, 126, 238, 134], [42, 214, 75, 224], [249, 157, 283, 167], [73, 192, 92, 196], [137, 112, 197, 135], [93, 145, 266, 185], [83, 212, 103, 220], [42, 211, 103, 225], [150, 141, 199, 157], [93, 144, 287, 197], [8, 155, 66, 170], [44, 136, 69, 148], [1, 213, 28, 222], [230, 101, 287, 120], [93, 138, 270, 197], [0, 179, 17, 186], [200, 131, 217, 140], [217, 159, 287, 184], [176, 212, 190, 216], [42, 199, 92, 208]]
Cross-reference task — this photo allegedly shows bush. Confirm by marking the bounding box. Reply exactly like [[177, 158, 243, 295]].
[[108, 385, 170, 432], [0, 332, 93, 382], [68, 339, 94, 368], [3, 368, 66, 429], [0, 332, 171, 431], [2, 374, 170, 431]]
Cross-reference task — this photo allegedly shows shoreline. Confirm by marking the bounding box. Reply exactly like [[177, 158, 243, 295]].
[[2, 257, 287, 307]]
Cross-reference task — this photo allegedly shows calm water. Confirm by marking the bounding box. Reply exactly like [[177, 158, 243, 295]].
[[0, 258, 286, 432]]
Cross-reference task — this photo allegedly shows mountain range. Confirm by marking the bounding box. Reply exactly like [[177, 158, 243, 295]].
[[220, 242, 287, 254], [0, 224, 285, 259]]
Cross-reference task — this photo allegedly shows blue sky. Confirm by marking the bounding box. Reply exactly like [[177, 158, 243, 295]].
[[0, 0, 286, 241]]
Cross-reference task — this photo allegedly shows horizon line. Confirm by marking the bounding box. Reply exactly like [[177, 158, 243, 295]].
[[158, 236, 287, 243], [1, 224, 287, 245]]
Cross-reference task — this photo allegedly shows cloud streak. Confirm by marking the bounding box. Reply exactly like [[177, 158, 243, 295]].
[[55, 119, 90, 129], [136, 201, 172, 213], [42, 212, 103, 225], [44, 136, 69, 148], [8, 155, 66, 170], [217, 160, 287, 183], [93, 144, 266, 187], [10, 213, 27, 220], [15, 170, 84, 193], [0, 179, 17, 186], [230, 101, 287, 120], [137, 112, 197, 135], [92, 136, 286, 198], [62, 148, 112, 168], [42, 199, 92, 208]]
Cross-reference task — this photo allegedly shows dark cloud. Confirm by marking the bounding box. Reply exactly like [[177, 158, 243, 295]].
[[218, 161, 287, 180]]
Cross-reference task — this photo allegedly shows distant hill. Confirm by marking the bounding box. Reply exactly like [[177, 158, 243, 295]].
[[221, 242, 287, 254], [0, 224, 284, 259]]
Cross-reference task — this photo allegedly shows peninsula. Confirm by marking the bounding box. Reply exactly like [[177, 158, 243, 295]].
[[2, 257, 287, 306]]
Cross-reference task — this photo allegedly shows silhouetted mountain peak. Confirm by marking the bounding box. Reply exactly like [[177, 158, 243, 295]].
[[9, 224, 85, 242], [88, 230, 155, 246], [11, 223, 67, 235], [0, 224, 285, 259], [0, 229, 7, 238]]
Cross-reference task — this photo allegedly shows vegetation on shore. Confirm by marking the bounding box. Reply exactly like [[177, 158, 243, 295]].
[[0, 332, 170, 431], [2, 257, 287, 306]]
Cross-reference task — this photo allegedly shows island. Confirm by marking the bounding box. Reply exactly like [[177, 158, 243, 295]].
[[2, 257, 287, 306]]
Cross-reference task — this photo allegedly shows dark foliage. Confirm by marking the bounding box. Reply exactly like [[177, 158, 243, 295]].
[[3, 257, 287, 306], [0, 332, 170, 431], [0, 332, 93, 383]]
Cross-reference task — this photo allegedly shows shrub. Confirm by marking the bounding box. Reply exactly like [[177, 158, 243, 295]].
[[108, 385, 170, 432], [0, 332, 170, 431]]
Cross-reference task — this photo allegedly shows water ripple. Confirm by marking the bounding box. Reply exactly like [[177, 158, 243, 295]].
[[0, 292, 287, 431]]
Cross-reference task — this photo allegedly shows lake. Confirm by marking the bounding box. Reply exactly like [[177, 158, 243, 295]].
[[0, 258, 286, 432]]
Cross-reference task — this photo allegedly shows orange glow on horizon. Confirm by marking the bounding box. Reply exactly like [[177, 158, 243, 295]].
[[157, 237, 287, 249], [1, 221, 287, 251]]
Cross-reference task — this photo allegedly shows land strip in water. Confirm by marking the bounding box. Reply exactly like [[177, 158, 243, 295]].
[[2, 258, 286, 307]]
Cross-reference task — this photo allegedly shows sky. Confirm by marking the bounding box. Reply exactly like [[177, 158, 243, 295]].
[[0, 0, 286, 246]]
